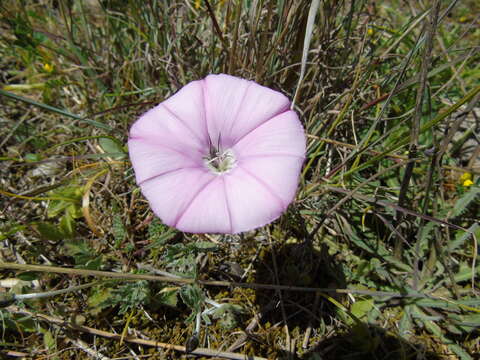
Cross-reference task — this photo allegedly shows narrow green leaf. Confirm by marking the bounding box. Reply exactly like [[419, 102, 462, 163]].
[[0, 88, 112, 131]]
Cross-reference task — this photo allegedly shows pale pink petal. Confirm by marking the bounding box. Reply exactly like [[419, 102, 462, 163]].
[[162, 80, 210, 145], [130, 103, 205, 154], [203, 74, 250, 148], [128, 137, 202, 184], [175, 177, 232, 233], [140, 168, 215, 227], [238, 156, 303, 206], [223, 167, 286, 234], [203, 74, 290, 147], [229, 80, 290, 144], [232, 111, 305, 159]]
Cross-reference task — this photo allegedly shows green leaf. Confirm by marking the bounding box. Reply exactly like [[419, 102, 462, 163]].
[[47, 200, 71, 219], [415, 297, 480, 310], [1, 313, 38, 333], [156, 288, 179, 308], [83, 256, 103, 270], [17, 271, 40, 281], [212, 304, 245, 330], [350, 298, 374, 321], [146, 220, 175, 249], [193, 241, 217, 251], [0, 223, 28, 241], [47, 185, 82, 218], [0, 88, 113, 131], [43, 329, 56, 351], [102, 281, 151, 314], [412, 306, 473, 360], [453, 313, 480, 333], [59, 214, 75, 238], [24, 153, 41, 162], [449, 186, 480, 218], [398, 305, 413, 338], [112, 214, 126, 247], [99, 137, 126, 160], [36, 222, 64, 241], [14, 315, 37, 332], [450, 223, 479, 253], [88, 287, 113, 316], [453, 263, 480, 284], [343, 223, 412, 272], [180, 284, 204, 314], [64, 240, 102, 269], [166, 254, 197, 278]]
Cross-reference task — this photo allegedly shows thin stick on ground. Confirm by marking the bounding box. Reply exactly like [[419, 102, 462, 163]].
[[7, 306, 268, 360]]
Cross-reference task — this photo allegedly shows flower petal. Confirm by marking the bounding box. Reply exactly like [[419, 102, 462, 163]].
[[232, 110, 305, 158], [128, 137, 202, 184], [203, 74, 250, 147], [223, 167, 286, 233], [175, 177, 232, 233], [203, 74, 289, 147], [130, 102, 205, 155], [239, 156, 303, 206], [162, 80, 210, 145], [229, 80, 290, 144], [140, 168, 215, 227]]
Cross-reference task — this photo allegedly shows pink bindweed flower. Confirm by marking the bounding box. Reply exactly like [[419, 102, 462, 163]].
[[128, 74, 306, 234]]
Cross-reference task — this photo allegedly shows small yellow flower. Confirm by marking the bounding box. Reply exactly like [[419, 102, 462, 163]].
[[194, 0, 201, 9], [367, 28, 374, 36], [460, 172, 472, 182], [463, 179, 474, 187], [43, 63, 54, 73], [459, 16, 468, 23]]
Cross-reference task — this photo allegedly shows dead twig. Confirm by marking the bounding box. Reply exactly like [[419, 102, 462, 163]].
[[7, 306, 267, 360], [0, 261, 467, 300]]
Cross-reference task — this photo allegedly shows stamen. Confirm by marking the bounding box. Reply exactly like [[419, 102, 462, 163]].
[[203, 148, 236, 174]]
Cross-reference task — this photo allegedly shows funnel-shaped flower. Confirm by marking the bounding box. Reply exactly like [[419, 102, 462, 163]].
[[128, 74, 305, 234]]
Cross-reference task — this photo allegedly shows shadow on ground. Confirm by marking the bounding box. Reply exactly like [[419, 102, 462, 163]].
[[253, 238, 346, 332], [301, 322, 444, 360], [249, 233, 445, 359]]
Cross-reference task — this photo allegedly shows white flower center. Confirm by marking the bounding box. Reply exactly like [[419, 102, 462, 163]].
[[203, 148, 236, 174]]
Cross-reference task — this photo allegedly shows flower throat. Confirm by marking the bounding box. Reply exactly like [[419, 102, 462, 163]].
[[204, 147, 236, 174]]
